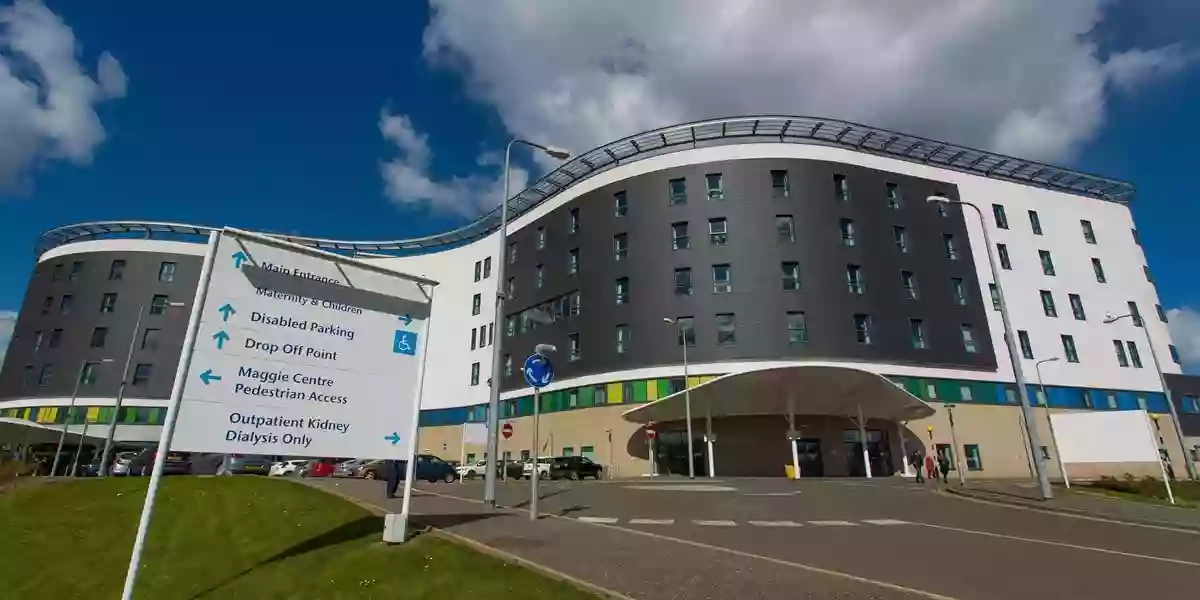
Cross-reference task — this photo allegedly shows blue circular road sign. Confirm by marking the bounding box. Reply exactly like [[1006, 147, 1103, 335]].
[[523, 354, 554, 388]]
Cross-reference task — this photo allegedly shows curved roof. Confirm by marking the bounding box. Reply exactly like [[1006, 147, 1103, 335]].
[[35, 115, 1134, 257]]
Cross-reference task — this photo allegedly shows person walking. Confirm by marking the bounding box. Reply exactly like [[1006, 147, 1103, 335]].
[[384, 459, 401, 499], [937, 452, 951, 484], [924, 452, 936, 483], [911, 450, 925, 483]]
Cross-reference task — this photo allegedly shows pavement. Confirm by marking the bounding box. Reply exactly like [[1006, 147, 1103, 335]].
[[307, 476, 1200, 600], [944, 479, 1200, 530]]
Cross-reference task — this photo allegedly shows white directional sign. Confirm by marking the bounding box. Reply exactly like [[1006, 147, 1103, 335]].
[[171, 230, 436, 460]]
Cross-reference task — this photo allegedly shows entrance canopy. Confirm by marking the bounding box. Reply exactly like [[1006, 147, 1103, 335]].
[[622, 365, 934, 424]]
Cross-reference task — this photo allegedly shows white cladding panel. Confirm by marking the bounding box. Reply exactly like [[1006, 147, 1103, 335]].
[[1051, 410, 1160, 464]]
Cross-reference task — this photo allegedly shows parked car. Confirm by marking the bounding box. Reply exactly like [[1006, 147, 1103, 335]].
[[81, 457, 104, 477], [523, 457, 553, 479], [334, 459, 370, 478], [456, 460, 524, 480], [302, 459, 336, 478], [456, 460, 490, 480], [111, 451, 140, 476], [357, 459, 386, 480], [501, 460, 525, 480], [358, 455, 458, 483], [226, 454, 271, 475], [269, 459, 308, 477], [549, 456, 603, 480]]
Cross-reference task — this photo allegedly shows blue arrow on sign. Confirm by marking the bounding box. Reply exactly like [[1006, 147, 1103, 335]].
[[231, 251, 248, 268], [398, 314, 412, 326], [217, 303, 236, 322], [213, 330, 230, 350], [199, 369, 222, 385], [384, 432, 401, 445], [523, 354, 554, 389]]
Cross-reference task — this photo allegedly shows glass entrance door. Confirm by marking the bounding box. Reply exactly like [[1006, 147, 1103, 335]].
[[655, 429, 706, 476]]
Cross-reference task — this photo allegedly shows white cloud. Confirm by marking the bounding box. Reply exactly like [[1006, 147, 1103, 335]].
[[379, 110, 528, 216], [421, 0, 1192, 164], [0, 0, 127, 190], [1167, 307, 1200, 373], [0, 310, 16, 366]]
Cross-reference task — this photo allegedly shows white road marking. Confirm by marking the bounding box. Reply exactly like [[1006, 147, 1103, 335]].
[[808, 520, 858, 526], [629, 518, 675, 525], [863, 519, 910, 526], [576, 517, 619, 524], [916, 522, 1200, 567], [694, 519, 738, 527], [748, 520, 804, 527]]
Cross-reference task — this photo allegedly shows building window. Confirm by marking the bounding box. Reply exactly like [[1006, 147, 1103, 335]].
[[51, 263, 63, 281], [1040, 290, 1057, 317], [1028, 210, 1042, 235], [569, 208, 579, 233], [902, 270, 919, 300], [886, 183, 902, 209], [910, 319, 927, 349], [1061, 335, 1080, 363], [706, 173, 724, 200], [613, 233, 628, 261], [1018, 330, 1034, 359], [1038, 250, 1056, 276], [90, 327, 108, 349], [536, 227, 546, 250], [508, 241, 517, 264], [853, 314, 872, 344], [992, 204, 1009, 229], [100, 293, 117, 313], [483, 256, 492, 278], [42, 296, 53, 315], [712, 264, 732, 294], [1182, 395, 1200, 414], [1090, 258, 1106, 283], [709, 218, 728, 245], [846, 264, 865, 295], [1128, 301, 1143, 326], [964, 445, 983, 471], [1132, 228, 1141, 246], [132, 364, 153, 386], [474, 261, 482, 282], [834, 174, 849, 202], [158, 262, 177, 282], [536, 264, 544, 289], [69, 261, 84, 282], [616, 325, 630, 354], [944, 234, 959, 260], [109, 259, 126, 281], [568, 333, 581, 361], [840, 218, 856, 246], [38, 365, 55, 387], [893, 226, 909, 253], [960, 325, 979, 353], [951, 277, 967, 306], [141, 328, 161, 350], [781, 262, 802, 291], [672, 222, 690, 250], [472, 293, 482, 315], [1127, 341, 1143, 368], [60, 295, 74, 315], [22, 365, 36, 388], [787, 312, 808, 344], [76, 363, 97, 386], [669, 177, 687, 204], [771, 170, 789, 197], [49, 329, 63, 349], [614, 191, 628, 217], [988, 283, 1001, 310], [674, 268, 692, 296], [1113, 340, 1129, 367], [776, 215, 795, 243], [1081, 220, 1096, 244], [960, 385, 974, 402], [997, 244, 1011, 270], [470, 362, 480, 386], [507, 277, 516, 297], [32, 330, 43, 352], [615, 277, 629, 305], [716, 313, 736, 345], [1068, 293, 1086, 320], [470, 328, 478, 351], [676, 317, 696, 347], [1157, 304, 1168, 323], [505, 315, 515, 337], [504, 354, 512, 377], [568, 248, 579, 274], [1143, 265, 1153, 283], [1169, 344, 1181, 365]]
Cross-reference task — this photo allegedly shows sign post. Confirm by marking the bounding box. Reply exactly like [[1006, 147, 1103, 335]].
[[120, 228, 438, 598], [646, 428, 657, 477], [523, 349, 554, 521]]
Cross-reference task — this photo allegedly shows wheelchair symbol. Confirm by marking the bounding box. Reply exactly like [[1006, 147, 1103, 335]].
[[393, 330, 418, 356]]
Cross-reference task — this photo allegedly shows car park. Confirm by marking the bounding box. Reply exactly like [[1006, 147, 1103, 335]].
[[523, 457, 553, 479], [549, 456, 603, 480], [226, 454, 271, 474], [301, 459, 336, 478], [456, 460, 491, 480], [333, 459, 369, 478], [269, 459, 308, 477]]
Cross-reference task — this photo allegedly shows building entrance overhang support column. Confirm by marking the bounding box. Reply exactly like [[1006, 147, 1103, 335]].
[[787, 392, 799, 480], [705, 403, 715, 478], [898, 420, 912, 477]]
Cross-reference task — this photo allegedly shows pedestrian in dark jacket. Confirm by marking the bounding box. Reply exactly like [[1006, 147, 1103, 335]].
[[384, 459, 401, 499], [937, 453, 951, 484], [911, 450, 925, 483]]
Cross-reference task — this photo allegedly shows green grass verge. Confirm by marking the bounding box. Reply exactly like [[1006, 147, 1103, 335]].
[[1079, 476, 1200, 508], [0, 476, 598, 599]]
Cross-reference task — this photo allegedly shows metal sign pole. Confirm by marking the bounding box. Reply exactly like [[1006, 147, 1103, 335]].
[[530, 386, 540, 521], [388, 285, 437, 543], [120, 231, 220, 600]]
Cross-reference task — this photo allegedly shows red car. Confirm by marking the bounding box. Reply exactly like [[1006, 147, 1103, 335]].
[[302, 459, 336, 478]]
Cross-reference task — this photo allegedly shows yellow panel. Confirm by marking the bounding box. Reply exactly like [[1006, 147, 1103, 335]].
[[700, 375, 716, 384], [606, 383, 623, 404], [646, 380, 659, 401], [687, 376, 701, 389], [37, 407, 55, 423], [22, 407, 32, 419], [86, 407, 100, 422]]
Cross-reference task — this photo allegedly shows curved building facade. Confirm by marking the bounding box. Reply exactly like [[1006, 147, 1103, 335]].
[[3, 115, 1198, 479]]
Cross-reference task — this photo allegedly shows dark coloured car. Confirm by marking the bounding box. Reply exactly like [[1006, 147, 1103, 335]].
[[549, 456, 603, 480], [357, 455, 457, 483]]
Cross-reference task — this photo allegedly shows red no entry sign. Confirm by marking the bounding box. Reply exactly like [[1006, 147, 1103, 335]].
[[501, 423, 514, 439], [646, 429, 657, 440]]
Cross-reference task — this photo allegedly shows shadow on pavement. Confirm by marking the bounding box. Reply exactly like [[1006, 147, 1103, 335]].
[[412, 512, 503, 531], [509, 488, 570, 509]]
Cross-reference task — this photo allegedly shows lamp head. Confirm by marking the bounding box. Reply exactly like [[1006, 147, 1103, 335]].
[[925, 195, 951, 204], [663, 317, 674, 324], [534, 343, 557, 356], [542, 146, 571, 160]]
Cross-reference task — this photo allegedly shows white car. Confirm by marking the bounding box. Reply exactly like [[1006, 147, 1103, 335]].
[[523, 457, 553, 479], [269, 459, 308, 477], [456, 460, 490, 480]]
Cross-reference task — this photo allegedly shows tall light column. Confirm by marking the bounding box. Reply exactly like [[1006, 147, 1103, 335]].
[[1034, 357, 1069, 487], [664, 318, 695, 479], [52, 358, 113, 476]]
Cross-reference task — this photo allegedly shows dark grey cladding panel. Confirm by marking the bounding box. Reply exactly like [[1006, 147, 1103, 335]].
[[499, 157, 996, 392], [1165, 374, 1200, 437], [0, 250, 202, 402]]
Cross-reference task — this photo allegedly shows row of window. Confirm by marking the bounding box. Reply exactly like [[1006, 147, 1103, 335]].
[[991, 203, 1140, 250], [472, 257, 494, 283], [48, 259, 178, 284], [39, 293, 175, 317], [469, 323, 495, 351], [26, 325, 165, 353], [20, 362, 154, 390]]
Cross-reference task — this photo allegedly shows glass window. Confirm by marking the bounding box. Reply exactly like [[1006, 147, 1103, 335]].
[[676, 317, 696, 347], [781, 262, 802, 291], [910, 319, 927, 349], [614, 191, 628, 217], [997, 243, 1011, 269], [1018, 330, 1034, 359], [1127, 341, 1143, 368], [132, 364, 153, 386], [902, 270, 919, 300], [536, 227, 546, 250], [38, 365, 55, 387], [504, 354, 512, 377], [69, 261, 84, 282], [505, 315, 515, 337], [474, 261, 482, 282], [1068, 293, 1086, 320], [1091, 258, 1106, 283], [1157, 304, 1169, 323], [569, 333, 580, 361], [674, 268, 692, 296], [1039, 250, 1056, 276], [60, 294, 74, 315], [853, 314, 872, 344], [471, 327, 478, 351], [22, 365, 36, 388], [615, 277, 629, 305], [32, 330, 43, 352], [944, 234, 958, 260], [776, 215, 795, 243], [771, 170, 789, 197], [1143, 265, 1153, 282], [472, 293, 482, 316], [1028, 210, 1042, 235], [669, 177, 687, 204], [787, 312, 808, 344], [988, 283, 1001, 310], [834, 174, 849, 202], [470, 362, 480, 386], [49, 329, 63, 349], [1040, 290, 1057, 317], [1182, 395, 1200, 414], [951, 277, 967, 306], [536, 264, 544, 288], [483, 256, 492, 278], [109, 259, 126, 281], [992, 204, 1009, 229], [42, 296, 53, 315], [568, 248, 579, 274], [960, 325, 979, 353], [708, 218, 728, 245], [1169, 344, 1181, 365], [840, 219, 856, 246], [960, 385, 974, 401], [1106, 393, 1117, 409], [935, 199, 948, 217], [716, 313, 736, 345], [712, 264, 731, 294], [893, 226, 909, 252], [90, 327, 108, 349], [569, 207, 579, 233], [886, 183, 902, 209], [1081, 220, 1096, 244], [1061, 335, 1080, 363], [613, 233, 627, 261], [100, 293, 117, 313], [508, 241, 517, 264], [141, 328, 161, 350], [846, 264, 865, 294], [158, 262, 177, 282], [964, 445, 983, 471], [706, 173, 723, 200], [616, 325, 630, 354], [1131, 228, 1141, 246], [672, 222, 690, 250], [1113, 340, 1129, 367], [51, 263, 63, 281], [1128, 301, 1143, 326]]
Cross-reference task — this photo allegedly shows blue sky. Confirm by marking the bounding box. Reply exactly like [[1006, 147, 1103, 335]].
[[1, 0, 1199, 368]]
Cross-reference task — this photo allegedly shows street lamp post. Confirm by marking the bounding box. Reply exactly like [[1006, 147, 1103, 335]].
[[663, 318, 695, 479], [943, 403, 965, 486], [1104, 312, 1196, 481], [1034, 357, 1069, 487], [52, 358, 114, 477], [484, 140, 570, 510], [927, 195, 1053, 500]]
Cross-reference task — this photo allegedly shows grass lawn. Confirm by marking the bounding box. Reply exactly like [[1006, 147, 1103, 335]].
[[1079, 477, 1200, 508], [0, 476, 598, 599]]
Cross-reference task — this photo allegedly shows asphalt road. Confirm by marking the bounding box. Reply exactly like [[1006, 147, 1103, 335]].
[[312, 476, 1200, 600]]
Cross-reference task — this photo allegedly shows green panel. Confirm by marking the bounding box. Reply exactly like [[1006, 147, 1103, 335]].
[[579, 386, 595, 407], [96, 407, 113, 423], [631, 380, 648, 403], [150, 408, 165, 425], [123, 407, 137, 423], [904, 378, 924, 399], [936, 380, 962, 402], [657, 379, 672, 398], [516, 396, 534, 417]]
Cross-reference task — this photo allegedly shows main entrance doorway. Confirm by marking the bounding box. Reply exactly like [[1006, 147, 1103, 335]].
[[843, 429, 890, 477], [654, 429, 707, 476]]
